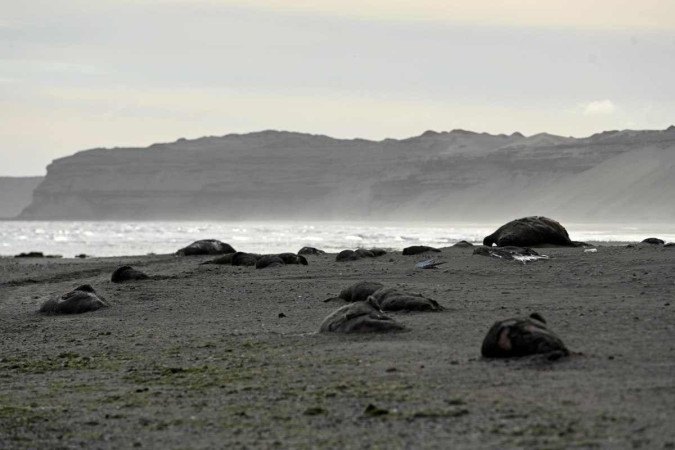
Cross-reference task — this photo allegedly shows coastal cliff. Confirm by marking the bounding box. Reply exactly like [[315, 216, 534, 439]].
[[19, 127, 675, 222]]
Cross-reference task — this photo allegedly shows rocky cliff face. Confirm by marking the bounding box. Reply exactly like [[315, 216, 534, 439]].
[[19, 127, 675, 222], [0, 177, 43, 218]]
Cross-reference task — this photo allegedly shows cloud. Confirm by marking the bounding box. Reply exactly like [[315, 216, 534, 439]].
[[583, 100, 616, 116]]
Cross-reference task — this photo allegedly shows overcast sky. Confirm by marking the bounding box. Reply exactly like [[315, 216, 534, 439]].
[[1, 0, 674, 175]]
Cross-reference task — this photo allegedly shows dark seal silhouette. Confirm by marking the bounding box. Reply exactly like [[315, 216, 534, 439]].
[[324, 281, 385, 303], [368, 287, 443, 312], [336, 248, 387, 262], [232, 252, 260, 266], [324, 281, 443, 311], [402, 246, 441, 255], [277, 253, 308, 265], [15, 252, 45, 258], [665, 242, 675, 248], [481, 313, 568, 359], [453, 241, 474, 248], [255, 255, 286, 269], [319, 300, 407, 333], [642, 238, 665, 245], [111, 265, 149, 283], [201, 253, 235, 265], [483, 216, 580, 247], [473, 246, 542, 261], [175, 239, 236, 256], [298, 247, 325, 255], [39, 285, 109, 315]]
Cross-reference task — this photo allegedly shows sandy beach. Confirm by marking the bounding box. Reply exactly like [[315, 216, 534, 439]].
[[1, 244, 673, 449]]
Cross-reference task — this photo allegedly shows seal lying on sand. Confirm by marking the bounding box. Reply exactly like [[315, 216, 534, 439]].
[[402, 246, 441, 255], [175, 239, 236, 256], [298, 247, 325, 255], [336, 248, 387, 262], [232, 252, 260, 266], [473, 246, 546, 262], [642, 238, 665, 245], [319, 300, 407, 333], [324, 281, 385, 302], [453, 241, 473, 248], [111, 265, 149, 283], [481, 313, 568, 359], [368, 288, 443, 312], [483, 216, 582, 247], [256, 253, 308, 269], [324, 281, 443, 311], [39, 285, 109, 315]]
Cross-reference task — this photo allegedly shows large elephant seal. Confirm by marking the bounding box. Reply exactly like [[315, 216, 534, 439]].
[[402, 246, 441, 255], [367, 288, 443, 312], [483, 216, 581, 247], [39, 285, 109, 315], [641, 238, 665, 245], [319, 300, 407, 333], [111, 265, 149, 283], [324, 281, 385, 303], [298, 247, 325, 255], [175, 239, 236, 256], [481, 313, 568, 358], [201, 253, 235, 265]]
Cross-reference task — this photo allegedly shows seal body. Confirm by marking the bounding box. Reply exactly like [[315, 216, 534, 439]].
[[483, 216, 578, 247], [111, 265, 149, 283], [39, 285, 109, 315], [368, 287, 443, 312], [298, 247, 325, 255], [175, 239, 235, 256], [481, 314, 568, 358], [402, 246, 441, 255], [319, 301, 406, 333]]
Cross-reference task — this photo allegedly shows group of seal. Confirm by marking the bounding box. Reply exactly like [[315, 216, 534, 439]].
[[323, 281, 443, 312], [201, 251, 308, 269], [335, 248, 387, 262]]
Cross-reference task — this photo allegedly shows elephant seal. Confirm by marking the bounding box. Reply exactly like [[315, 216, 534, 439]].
[[324, 281, 385, 303], [277, 253, 308, 265], [481, 313, 568, 359], [175, 239, 236, 256], [368, 287, 443, 312], [402, 246, 441, 255], [319, 300, 407, 333], [39, 285, 109, 315], [665, 242, 675, 248], [336, 248, 387, 262], [255, 255, 286, 269], [231, 252, 260, 266], [473, 246, 544, 261], [483, 216, 581, 247], [453, 241, 473, 248], [642, 238, 665, 245], [201, 253, 235, 265], [298, 247, 325, 255], [15, 252, 45, 258], [111, 265, 149, 283]]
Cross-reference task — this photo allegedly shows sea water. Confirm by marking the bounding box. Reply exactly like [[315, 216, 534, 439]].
[[0, 221, 673, 258]]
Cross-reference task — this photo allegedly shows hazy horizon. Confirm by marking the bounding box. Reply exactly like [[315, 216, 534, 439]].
[[2, 0, 674, 176]]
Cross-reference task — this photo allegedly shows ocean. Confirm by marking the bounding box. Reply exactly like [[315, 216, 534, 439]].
[[1, 221, 673, 258]]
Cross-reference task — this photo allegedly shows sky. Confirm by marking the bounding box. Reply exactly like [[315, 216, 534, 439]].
[[1, 0, 674, 175]]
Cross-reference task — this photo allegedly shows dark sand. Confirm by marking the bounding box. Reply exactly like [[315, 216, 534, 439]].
[[1, 245, 673, 449]]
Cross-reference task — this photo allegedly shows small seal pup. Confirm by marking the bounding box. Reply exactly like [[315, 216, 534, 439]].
[[319, 299, 407, 333], [481, 313, 568, 359], [323, 281, 385, 303], [367, 288, 443, 312], [298, 247, 325, 255], [39, 285, 109, 315], [402, 246, 441, 255], [111, 265, 149, 283]]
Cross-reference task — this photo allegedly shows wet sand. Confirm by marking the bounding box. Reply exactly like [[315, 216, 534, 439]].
[[1, 244, 674, 449]]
